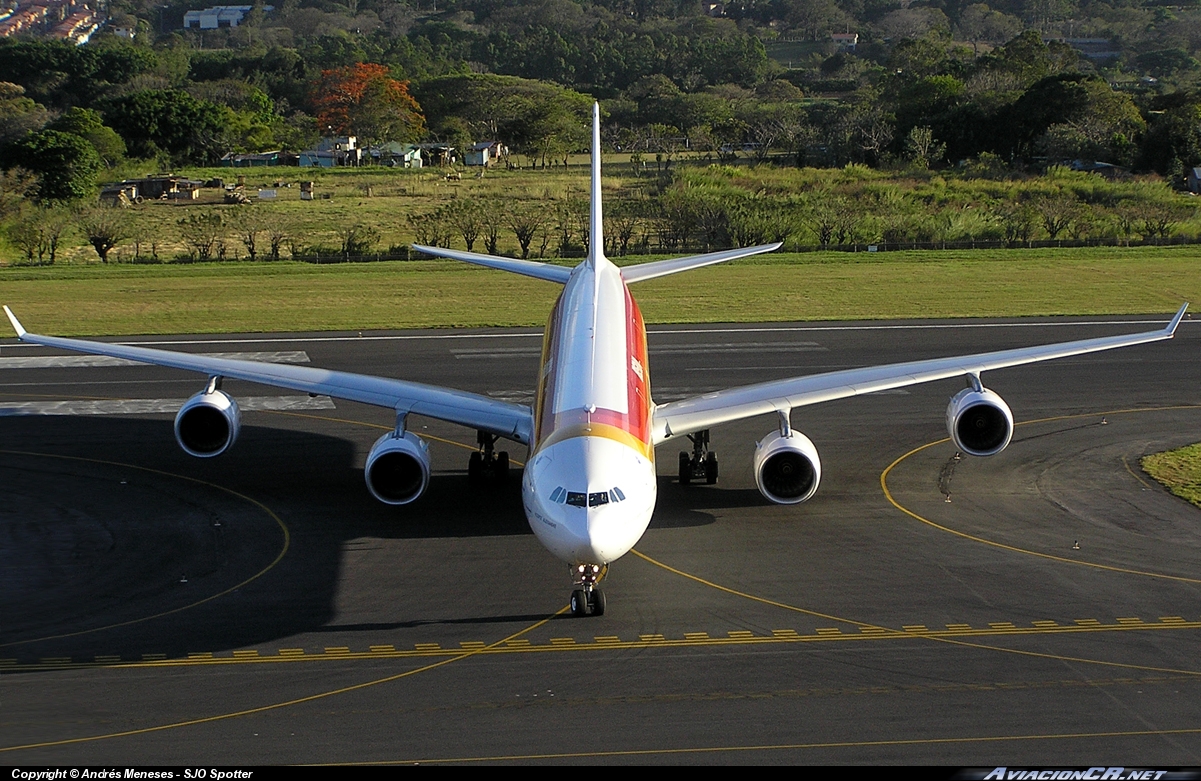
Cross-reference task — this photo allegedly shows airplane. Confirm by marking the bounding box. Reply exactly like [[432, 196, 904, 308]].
[[3, 104, 1188, 618]]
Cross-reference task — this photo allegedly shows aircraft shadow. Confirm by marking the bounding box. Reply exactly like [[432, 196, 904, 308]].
[[0, 415, 532, 669]]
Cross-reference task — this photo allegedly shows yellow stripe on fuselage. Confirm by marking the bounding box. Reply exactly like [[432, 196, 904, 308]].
[[534, 421, 653, 461]]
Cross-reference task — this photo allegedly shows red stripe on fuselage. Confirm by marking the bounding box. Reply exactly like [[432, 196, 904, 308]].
[[532, 274, 653, 457]]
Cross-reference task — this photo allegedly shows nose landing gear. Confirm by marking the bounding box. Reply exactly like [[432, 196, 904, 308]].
[[569, 563, 607, 617]]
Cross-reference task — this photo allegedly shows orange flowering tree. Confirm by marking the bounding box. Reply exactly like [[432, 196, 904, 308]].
[[312, 63, 425, 148]]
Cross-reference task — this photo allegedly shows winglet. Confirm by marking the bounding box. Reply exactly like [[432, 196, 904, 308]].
[[3, 306, 26, 338], [1166, 302, 1189, 336]]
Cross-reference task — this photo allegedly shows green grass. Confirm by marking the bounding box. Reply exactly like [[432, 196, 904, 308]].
[[1142, 444, 1201, 508], [1, 244, 1199, 336]]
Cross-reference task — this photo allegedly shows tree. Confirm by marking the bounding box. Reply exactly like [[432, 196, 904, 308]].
[[904, 126, 946, 168], [0, 167, 37, 219], [229, 207, 268, 261], [957, 5, 1021, 56], [79, 208, 131, 263], [48, 108, 126, 167], [338, 223, 379, 259], [177, 213, 225, 261], [506, 204, 549, 259], [101, 90, 228, 165], [313, 63, 425, 149], [442, 200, 484, 251], [2, 130, 101, 203], [8, 205, 70, 263]]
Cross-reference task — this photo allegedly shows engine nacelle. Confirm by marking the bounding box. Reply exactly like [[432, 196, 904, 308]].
[[364, 431, 431, 506], [174, 390, 241, 458], [754, 430, 822, 505], [946, 387, 1014, 457]]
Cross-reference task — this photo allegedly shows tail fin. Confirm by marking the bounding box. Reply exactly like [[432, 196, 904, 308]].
[[589, 102, 604, 269]]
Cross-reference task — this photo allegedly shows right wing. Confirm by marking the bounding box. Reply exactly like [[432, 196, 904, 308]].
[[3, 307, 533, 444], [651, 305, 1188, 444]]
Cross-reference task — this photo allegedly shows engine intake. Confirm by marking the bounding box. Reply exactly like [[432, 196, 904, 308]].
[[174, 390, 241, 458], [365, 431, 431, 506], [754, 430, 822, 505], [946, 387, 1013, 457]]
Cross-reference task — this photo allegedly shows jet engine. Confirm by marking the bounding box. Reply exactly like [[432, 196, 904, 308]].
[[754, 430, 822, 505], [174, 390, 241, 458], [364, 431, 431, 506], [946, 387, 1013, 457]]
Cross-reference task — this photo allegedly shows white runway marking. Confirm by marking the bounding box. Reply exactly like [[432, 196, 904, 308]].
[[0, 395, 335, 416], [0, 351, 311, 368]]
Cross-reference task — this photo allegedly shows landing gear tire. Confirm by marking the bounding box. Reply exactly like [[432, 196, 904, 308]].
[[571, 589, 589, 617], [705, 452, 719, 484], [468, 451, 483, 482], [679, 451, 691, 485], [589, 588, 606, 616], [496, 451, 510, 481]]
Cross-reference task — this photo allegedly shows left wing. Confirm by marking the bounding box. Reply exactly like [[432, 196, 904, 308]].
[[652, 304, 1188, 444], [3, 307, 532, 444]]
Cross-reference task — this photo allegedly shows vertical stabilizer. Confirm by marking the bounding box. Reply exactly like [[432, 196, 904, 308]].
[[588, 102, 605, 268]]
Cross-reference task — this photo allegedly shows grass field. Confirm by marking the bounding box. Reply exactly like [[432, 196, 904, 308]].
[[1142, 445, 1201, 508], [0, 244, 1198, 336]]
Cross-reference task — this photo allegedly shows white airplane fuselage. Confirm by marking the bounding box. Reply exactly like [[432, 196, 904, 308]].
[[521, 255, 656, 567]]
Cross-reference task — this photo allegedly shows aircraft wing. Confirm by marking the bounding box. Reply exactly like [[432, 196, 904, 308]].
[[651, 304, 1188, 444], [3, 307, 533, 444]]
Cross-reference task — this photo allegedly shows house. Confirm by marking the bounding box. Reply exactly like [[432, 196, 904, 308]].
[[367, 142, 422, 168], [414, 143, 456, 167], [831, 32, 858, 51], [299, 137, 360, 167], [182, 5, 272, 30], [464, 141, 507, 167]]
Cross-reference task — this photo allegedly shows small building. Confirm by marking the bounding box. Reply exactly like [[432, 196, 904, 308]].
[[99, 181, 138, 206], [220, 150, 288, 167], [299, 136, 360, 167], [831, 32, 858, 51], [367, 142, 422, 168], [182, 5, 272, 29], [414, 143, 456, 167], [1187, 167, 1201, 193], [98, 175, 204, 202], [464, 141, 507, 167], [1069, 160, 1130, 181]]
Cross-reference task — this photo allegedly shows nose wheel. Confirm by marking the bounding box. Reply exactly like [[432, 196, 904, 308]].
[[569, 562, 608, 617], [570, 588, 606, 617]]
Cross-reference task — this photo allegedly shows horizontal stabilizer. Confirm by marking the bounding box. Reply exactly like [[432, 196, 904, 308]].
[[412, 244, 573, 284], [620, 242, 783, 284]]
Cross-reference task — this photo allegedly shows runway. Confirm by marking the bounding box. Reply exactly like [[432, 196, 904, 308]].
[[2, 314, 1201, 764]]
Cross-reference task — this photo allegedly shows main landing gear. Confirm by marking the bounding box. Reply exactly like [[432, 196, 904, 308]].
[[678, 429, 718, 485], [569, 563, 608, 617], [467, 431, 509, 483]]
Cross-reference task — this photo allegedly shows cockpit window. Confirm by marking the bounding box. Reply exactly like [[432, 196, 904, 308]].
[[550, 487, 565, 503], [588, 491, 609, 507], [611, 487, 626, 502], [566, 491, 587, 507]]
